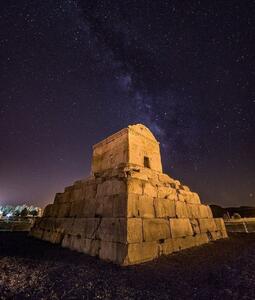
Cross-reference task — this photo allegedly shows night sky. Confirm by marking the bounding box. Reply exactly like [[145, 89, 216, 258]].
[[1, 1, 254, 208]]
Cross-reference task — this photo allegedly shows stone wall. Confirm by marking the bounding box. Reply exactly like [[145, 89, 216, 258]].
[[31, 164, 227, 265]]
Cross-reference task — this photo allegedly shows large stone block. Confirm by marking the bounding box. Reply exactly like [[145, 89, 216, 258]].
[[172, 236, 197, 252], [43, 204, 53, 217], [143, 219, 171, 242], [190, 218, 201, 235], [143, 182, 157, 197], [170, 218, 193, 238], [124, 241, 158, 265], [57, 203, 71, 218], [127, 218, 143, 243], [127, 178, 143, 195], [187, 203, 201, 219], [97, 218, 125, 243], [154, 198, 175, 218], [198, 218, 217, 233], [158, 238, 174, 255], [127, 194, 155, 218], [95, 194, 127, 217], [80, 198, 96, 217], [158, 173, 174, 184], [71, 188, 83, 202], [69, 200, 84, 217], [175, 201, 189, 218], [99, 241, 127, 264]]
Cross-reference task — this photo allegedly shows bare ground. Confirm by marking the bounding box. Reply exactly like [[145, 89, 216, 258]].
[[0, 232, 255, 299]]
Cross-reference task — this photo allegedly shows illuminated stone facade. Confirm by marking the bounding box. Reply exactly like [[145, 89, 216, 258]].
[[31, 124, 227, 265]]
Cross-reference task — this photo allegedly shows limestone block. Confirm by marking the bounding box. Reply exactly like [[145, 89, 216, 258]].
[[143, 182, 157, 197], [207, 206, 213, 218], [99, 241, 127, 264], [40, 217, 56, 231], [127, 194, 155, 218], [43, 204, 53, 217], [126, 169, 149, 181], [187, 204, 201, 219], [84, 239, 100, 256], [174, 180, 181, 188], [83, 182, 97, 199], [177, 193, 186, 202], [62, 191, 72, 203], [158, 238, 174, 255], [190, 219, 201, 235], [175, 201, 189, 218], [167, 190, 178, 201], [194, 233, 209, 245], [97, 218, 125, 243], [198, 218, 217, 233], [157, 186, 175, 199], [127, 178, 143, 195], [170, 218, 193, 238], [80, 198, 96, 218], [54, 193, 64, 205], [71, 188, 83, 202], [137, 195, 155, 218], [71, 218, 86, 237], [199, 205, 211, 218], [65, 185, 74, 193], [172, 236, 197, 252], [158, 173, 174, 184], [57, 203, 71, 218], [221, 230, 228, 238], [55, 218, 74, 235], [214, 218, 226, 232], [71, 218, 100, 239], [192, 193, 201, 204], [124, 241, 158, 265], [51, 204, 60, 217], [211, 231, 224, 240], [95, 194, 127, 218], [143, 219, 171, 242], [127, 218, 143, 243], [70, 200, 84, 217], [154, 198, 175, 218], [182, 185, 190, 192]]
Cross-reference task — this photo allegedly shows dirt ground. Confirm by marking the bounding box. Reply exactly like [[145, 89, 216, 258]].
[[0, 232, 255, 299]]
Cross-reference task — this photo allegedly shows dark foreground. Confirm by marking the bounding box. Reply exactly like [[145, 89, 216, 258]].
[[1, 233, 255, 299]]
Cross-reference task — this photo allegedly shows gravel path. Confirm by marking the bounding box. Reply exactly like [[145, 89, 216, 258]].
[[1, 232, 255, 299]]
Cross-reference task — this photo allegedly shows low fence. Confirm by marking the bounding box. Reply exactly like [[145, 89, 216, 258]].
[[0, 219, 34, 231], [224, 218, 255, 233]]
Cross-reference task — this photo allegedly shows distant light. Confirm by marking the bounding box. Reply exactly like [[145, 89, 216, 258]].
[[6, 213, 13, 218]]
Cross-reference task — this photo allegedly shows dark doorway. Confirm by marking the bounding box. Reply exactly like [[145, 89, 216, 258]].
[[144, 156, 150, 168]]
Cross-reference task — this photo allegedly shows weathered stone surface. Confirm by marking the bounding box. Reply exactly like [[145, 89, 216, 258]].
[[158, 238, 174, 255], [127, 178, 143, 195], [124, 241, 158, 265], [170, 218, 194, 238], [172, 236, 197, 252], [143, 219, 171, 242], [127, 194, 155, 218], [175, 201, 189, 218], [198, 218, 217, 233], [143, 182, 157, 197], [154, 198, 175, 218]]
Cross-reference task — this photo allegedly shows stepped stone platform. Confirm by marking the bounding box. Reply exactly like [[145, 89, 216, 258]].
[[30, 124, 227, 265]]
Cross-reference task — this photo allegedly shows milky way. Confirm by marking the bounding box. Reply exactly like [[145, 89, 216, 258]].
[[0, 0, 254, 207]]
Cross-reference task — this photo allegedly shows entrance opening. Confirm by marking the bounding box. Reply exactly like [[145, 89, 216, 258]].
[[144, 156, 150, 168]]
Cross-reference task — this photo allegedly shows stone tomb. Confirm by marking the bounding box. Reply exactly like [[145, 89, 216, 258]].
[[30, 124, 227, 265]]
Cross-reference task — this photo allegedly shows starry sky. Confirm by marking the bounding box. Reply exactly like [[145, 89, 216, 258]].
[[1, 0, 254, 208]]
